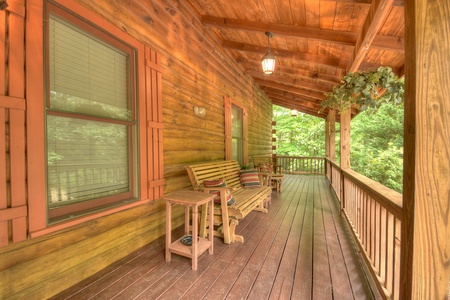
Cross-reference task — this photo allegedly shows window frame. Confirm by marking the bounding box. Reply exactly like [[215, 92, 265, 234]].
[[44, 3, 140, 222], [231, 104, 244, 165], [27, 0, 155, 236], [224, 95, 248, 166]]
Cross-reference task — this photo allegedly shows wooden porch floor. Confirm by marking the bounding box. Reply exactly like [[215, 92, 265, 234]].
[[52, 175, 375, 300]]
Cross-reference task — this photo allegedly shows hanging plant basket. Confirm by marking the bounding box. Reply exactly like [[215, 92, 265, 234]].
[[320, 66, 404, 113]]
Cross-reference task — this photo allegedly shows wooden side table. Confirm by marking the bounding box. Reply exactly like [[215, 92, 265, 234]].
[[164, 189, 214, 270]]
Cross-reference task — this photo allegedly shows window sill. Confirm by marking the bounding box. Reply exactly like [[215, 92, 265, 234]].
[[29, 199, 152, 239]]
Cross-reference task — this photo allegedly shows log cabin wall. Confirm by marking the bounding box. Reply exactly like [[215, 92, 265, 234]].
[[0, 0, 273, 298], [77, 0, 273, 191]]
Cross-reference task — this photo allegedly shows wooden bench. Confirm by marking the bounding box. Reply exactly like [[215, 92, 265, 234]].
[[185, 160, 272, 244]]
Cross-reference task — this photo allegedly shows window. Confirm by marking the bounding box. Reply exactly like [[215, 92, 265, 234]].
[[224, 96, 248, 166], [45, 5, 138, 222], [231, 105, 243, 165]]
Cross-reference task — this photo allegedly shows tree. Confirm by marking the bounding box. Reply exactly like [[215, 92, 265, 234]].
[[350, 103, 404, 192], [273, 106, 325, 157], [273, 104, 404, 193]]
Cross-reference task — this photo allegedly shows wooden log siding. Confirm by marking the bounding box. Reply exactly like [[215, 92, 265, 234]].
[[0, 1, 27, 246], [0, 0, 274, 297]]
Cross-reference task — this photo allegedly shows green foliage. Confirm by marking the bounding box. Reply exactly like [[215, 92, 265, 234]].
[[274, 103, 404, 193], [320, 66, 404, 113], [350, 103, 404, 192], [273, 106, 325, 157]]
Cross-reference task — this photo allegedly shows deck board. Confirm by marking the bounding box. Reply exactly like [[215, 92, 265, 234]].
[[51, 175, 374, 300]]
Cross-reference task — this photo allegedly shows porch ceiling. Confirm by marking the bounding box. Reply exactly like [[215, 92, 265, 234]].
[[186, 0, 405, 120]]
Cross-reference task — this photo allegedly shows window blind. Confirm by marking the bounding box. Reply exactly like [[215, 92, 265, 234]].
[[47, 14, 133, 210], [49, 14, 130, 120]]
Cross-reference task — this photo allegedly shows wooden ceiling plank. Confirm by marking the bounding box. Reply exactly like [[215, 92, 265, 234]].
[[266, 89, 321, 103], [308, 0, 403, 5], [202, 15, 404, 52], [333, 2, 356, 31], [268, 98, 322, 115], [202, 15, 356, 46], [256, 80, 326, 100], [222, 40, 347, 69], [264, 87, 359, 116], [260, 0, 280, 24], [269, 95, 320, 112], [248, 70, 332, 93], [349, 0, 395, 72], [275, 0, 294, 25], [241, 59, 342, 84], [305, 0, 320, 28], [347, 3, 370, 32], [258, 84, 326, 101], [320, 0, 337, 30], [290, 0, 307, 26], [263, 87, 322, 102]]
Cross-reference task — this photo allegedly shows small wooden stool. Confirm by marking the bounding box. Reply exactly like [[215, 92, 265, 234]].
[[164, 189, 214, 270]]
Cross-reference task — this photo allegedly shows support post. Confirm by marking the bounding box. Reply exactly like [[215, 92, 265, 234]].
[[339, 109, 351, 211], [329, 110, 336, 162], [400, 0, 450, 299]]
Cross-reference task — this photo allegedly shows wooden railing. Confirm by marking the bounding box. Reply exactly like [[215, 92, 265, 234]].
[[276, 155, 325, 175], [326, 159, 342, 203], [326, 158, 402, 300]]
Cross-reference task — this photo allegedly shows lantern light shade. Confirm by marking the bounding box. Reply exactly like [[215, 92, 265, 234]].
[[261, 32, 276, 75], [261, 52, 276, 75]]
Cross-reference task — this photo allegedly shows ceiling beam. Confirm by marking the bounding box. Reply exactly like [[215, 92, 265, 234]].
[[202, 15, 404, 52], [247, 70, 333, 93], [267, 96, 324, 116], [350, 0, 395, 72], [223, 40, 347, 69], [205, 16, 355, 47], [269, 97, 321, 113], [256, 80, 326, 100], [371, 35, 404, 52], [263, 87, 323, 105], [240, 59, 343, 84], [265, 91, 323, 109], [264, 87, 359, 117]]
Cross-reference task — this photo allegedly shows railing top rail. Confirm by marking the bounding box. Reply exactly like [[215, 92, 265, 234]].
[[325, 157, 402, 218], [327, 158, 341, 170], [343, 168, 403, 218], [276, 155, 325, 160]]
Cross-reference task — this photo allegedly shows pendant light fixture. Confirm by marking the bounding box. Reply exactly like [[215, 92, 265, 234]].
[[261, 32, 276, 75]]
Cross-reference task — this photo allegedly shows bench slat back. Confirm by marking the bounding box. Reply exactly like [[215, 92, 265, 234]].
[[186, 160, 242, 190]]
